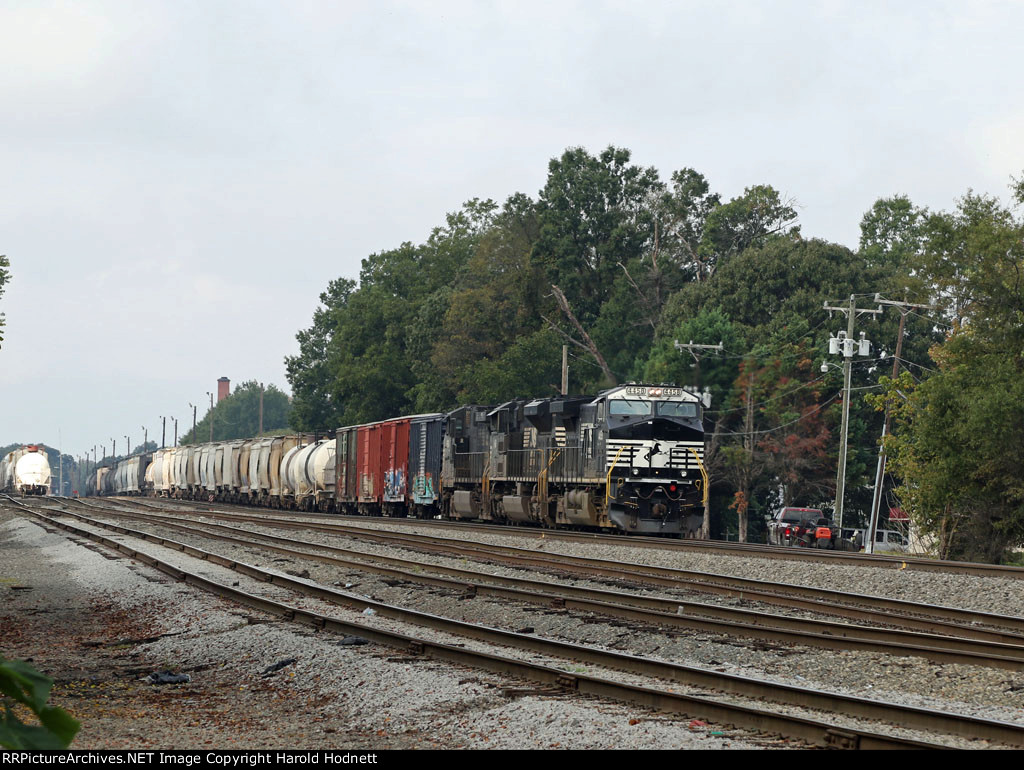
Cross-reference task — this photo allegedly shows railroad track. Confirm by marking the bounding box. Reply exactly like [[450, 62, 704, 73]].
[[4, 493, 1019, 749], [43, 499, 1024, 669], [126, 494, 1024, 581], [71, 496, 1024, 639]]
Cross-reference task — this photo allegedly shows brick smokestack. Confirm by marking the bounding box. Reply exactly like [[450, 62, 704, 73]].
[[217, 377, 230, 402]]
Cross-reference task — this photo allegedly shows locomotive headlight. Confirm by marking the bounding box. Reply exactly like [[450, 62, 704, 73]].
[[631, 468, 640, 476]]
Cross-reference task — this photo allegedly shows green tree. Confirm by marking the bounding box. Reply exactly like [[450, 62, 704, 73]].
[[875, 188, 1024, 562], [426, 194, 553, 404], [287, 200, 498, 428], [653, 169, 722, 283], [286, 279, 355, 432], [181, 381, 292, 444], [696, 185, 799, 281], [533, 146, 663, 329]]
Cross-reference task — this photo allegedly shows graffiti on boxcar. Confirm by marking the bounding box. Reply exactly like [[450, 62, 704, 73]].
[[385, 468, 406, 499], [412, 472, 435, 501]]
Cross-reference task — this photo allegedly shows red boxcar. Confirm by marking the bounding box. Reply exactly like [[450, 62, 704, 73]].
[[381, 417, 411, 512], [357, 423, 382, 512]]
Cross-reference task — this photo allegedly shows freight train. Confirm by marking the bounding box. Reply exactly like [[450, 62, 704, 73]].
[[1, 445, 52, 496], [87, 383, 709, 535]]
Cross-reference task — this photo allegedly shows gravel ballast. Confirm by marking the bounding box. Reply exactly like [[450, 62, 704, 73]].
[[1, 510, 781, 750], [13, 505, 1024, 749]]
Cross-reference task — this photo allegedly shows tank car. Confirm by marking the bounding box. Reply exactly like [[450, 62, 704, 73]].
[[2, 445, 52, 496]]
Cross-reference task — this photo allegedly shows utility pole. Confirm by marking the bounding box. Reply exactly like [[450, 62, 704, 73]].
[[142, 426, 148, 452], [125, 435, 130, 456], [189, 403, 197, 444], [561, 345, 568, 395], [173, 418, 178, 447], [111, 438, 116, 460], [259, 383, 264, 436], [207, 391, 214, 443], [161, 416, 166, 449], [674, 339, 722, 540], [673, 341, 724, 381], [823, 295, 881, 534], [865, 295, 933, 554]]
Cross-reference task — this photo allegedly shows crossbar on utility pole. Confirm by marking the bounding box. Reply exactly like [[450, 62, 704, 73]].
[[673, 340, 724, 364]]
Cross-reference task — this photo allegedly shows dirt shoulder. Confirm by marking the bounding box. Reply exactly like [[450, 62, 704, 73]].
[[1, 511, 433, 749]]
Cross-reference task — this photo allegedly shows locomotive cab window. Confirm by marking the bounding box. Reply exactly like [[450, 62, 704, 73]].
[[609, 400, 651, 417], [655, 401, 699, 419]]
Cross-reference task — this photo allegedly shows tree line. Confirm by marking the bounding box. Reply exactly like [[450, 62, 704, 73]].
[[284, 146, 1024, 561]]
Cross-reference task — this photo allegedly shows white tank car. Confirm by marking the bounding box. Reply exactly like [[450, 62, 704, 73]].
[[309, 439, 336, 511], [279, 445, 302, 502], [289, 441, 320, 507], [13, 446, 52, 495], [295, 439, 335, 510]]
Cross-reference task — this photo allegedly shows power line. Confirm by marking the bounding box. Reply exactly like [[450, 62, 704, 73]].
[[712, 391, 841, 437], [907, 308, 953, 330], [894, 356, 936, 373], [715, 316, 834, 360], [707, 372, 830, 416]]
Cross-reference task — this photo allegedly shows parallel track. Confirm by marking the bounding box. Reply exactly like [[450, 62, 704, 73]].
[[83, 496, 1024, 638], [35, 499, 1024, 670], [6, 493, 1019, 749], [135, 494, 1024, 580]]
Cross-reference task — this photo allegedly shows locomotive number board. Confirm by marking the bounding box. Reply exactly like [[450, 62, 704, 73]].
[[624, 386, 685, 398]]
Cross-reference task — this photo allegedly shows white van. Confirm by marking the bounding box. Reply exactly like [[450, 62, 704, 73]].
[[842, 528, 910, 552]]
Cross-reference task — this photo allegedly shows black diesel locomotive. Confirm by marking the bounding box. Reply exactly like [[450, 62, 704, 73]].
[[442, 383, 708, 535]]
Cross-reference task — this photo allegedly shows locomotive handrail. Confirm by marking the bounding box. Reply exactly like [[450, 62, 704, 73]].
[[536, 448, 561, 509], [604, 445, 628, 511], [687, 447, 709, 507]]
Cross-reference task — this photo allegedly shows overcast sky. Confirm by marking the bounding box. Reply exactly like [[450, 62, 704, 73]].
[[2, 0, 1022, 458]]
